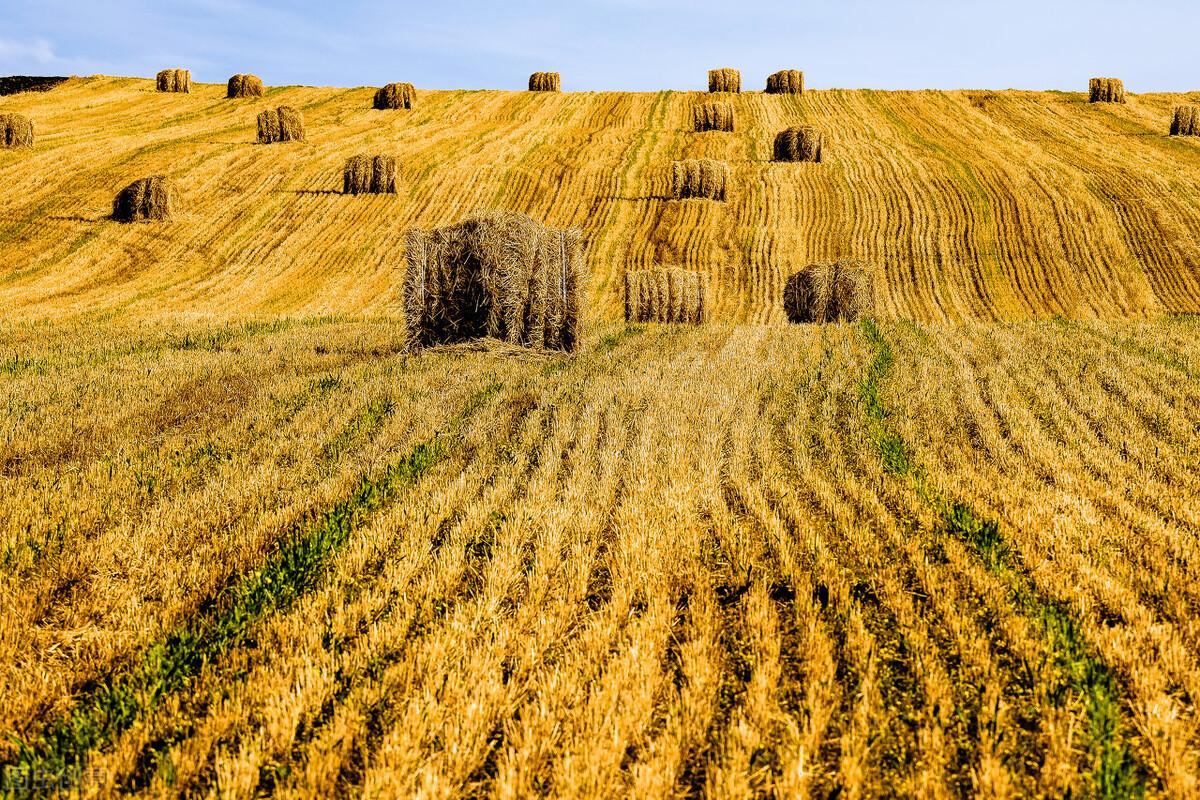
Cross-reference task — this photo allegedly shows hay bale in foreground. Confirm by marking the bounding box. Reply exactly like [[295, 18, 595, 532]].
[[708, 68, 741, 93], [671, 159, 729, 201], [256, 106, 305, 143], [784, 260, 876, 323], [693, 101, 734, 132], [374, 82, 416, 109], [765, 70, 804, 94], [227, 74, 264, 98], [112, 176, 177, 223], [344, 155, 398, 194], [529, 72, 561, 92], [1171, 106, 1200, 136], [0, 113, 34, 148], [1089, 78, 1125, 103], [774, 126, 823, 162], [624, 268, 709, 323], [156, 69, 191, 93], [404, 211, 585, 351]]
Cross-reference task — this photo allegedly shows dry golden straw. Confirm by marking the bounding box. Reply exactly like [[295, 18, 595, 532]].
[[0, 113, 34, 148], [774, 126, 823, 162], [374, 83, 416, 110], [708, 68, 741, 93], [784, 260, 876, 323], [404, 211, 585, 351], [624, 268, 709, 323], [111, 176, 177, 223], [1089, 78, 1125, 104], [226, 74, 264, 99], [156, 69, 191, 93], [343, 155, 398, 195], [1171, 106, 1200, 137], [693, 102, 734, 132], [256, 106, 305, 143], [529, 73, 562, 92], [671, 159, 729, 201], [765, 70, 805, 94]]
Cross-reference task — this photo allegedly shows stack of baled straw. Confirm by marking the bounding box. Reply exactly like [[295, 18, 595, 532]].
[[624, 268, 709, 323]]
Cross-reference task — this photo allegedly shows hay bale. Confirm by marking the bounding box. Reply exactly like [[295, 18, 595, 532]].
[[344, 154, 397, 195], [404, 211, 585, 351], [374, 82, 416, 109], [624, 268, 709, 324], [774, 126, 823, 163], [1089, 78, 1125, 104], [112, 176, 177, 223], [708, 68, 741, 93], [693, 101, 734, 132], [765, 70, 805, 94], [671, 159, 729, 201], [256, 106, 305, 143], [784, 260, 876, 323], [156, 69, 191, 93], [529, 72, 561, 92], [1171, 105, 1200, 137], [0, 113, 34, 148], [227, 74, 264, 98]]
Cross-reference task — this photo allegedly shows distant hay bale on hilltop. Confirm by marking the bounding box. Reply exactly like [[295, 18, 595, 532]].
[[624, 268, 709, 323], [374, 82, 416, 109], [708, 68, 741, 93], [344, 154, 397, 194], [156, 69, 191, 93], [404, 211, 585, 351], [1089, 78, 1125, 104], [671, 159, 729, 201], [774, 126, 823, 162], [765, 70, 804, 94], [693, 101, 734, 132], [227, 74, 264, 98], [257, 106, 305, 143], [784, 260, 876, 323], [0, 113, 34, 148], [112, 176, 177, 223], [1171, 105, 1200, 136], [529, 72, 561, 92]]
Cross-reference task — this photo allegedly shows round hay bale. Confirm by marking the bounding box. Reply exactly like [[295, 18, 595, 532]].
[[344, 154, 398, 194], [624, 268, 709, 323], [374, 82, 416, 110], [693, 101, 734, 133], [774, 126, 823, 163], [112, 176, 177, 223], [1089, 77, 1125, 104], [765, 70, 804, 95], [0, 113, 34, 148], [156, 69, 191, 93], [671, 159, 729, 201], [529, 72, 561, 92], [708, 68, 741, 94], [256, 106, 304, 143], [227, 74, 264, 98], [1171, 105, 1200, 137], [784, 260, 875, 323]]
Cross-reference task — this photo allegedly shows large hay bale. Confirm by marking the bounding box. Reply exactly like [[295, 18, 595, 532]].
[[374, 82, 416, 109], [256, 106, 305, 143], [112, 176, 177, 223], [671, 159, 729, 201], [1089, 78, 1125, 104], [774, 126, 823, 163], [784, 260, 876, 323], [344, 155, 397, 195], [693, 101, 734, 132], [624, 268, 709, 324], [227, 74, 264, 98], [156, 69, 191, 93], [404, 211, 585, 351], [529, 72, 561, 92], [765, 70, 805, 94], [708, 68, 741, 93], [1171, 106, 1200, 137], [0, 113, 34, 148]]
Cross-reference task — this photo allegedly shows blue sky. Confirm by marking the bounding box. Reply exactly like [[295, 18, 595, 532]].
[[0, 0, 1196, 92]]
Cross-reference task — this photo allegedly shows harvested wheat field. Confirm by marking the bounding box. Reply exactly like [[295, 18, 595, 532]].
[[2, 75, 1200, 799]]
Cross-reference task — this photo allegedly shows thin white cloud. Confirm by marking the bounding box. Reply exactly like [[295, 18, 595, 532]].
[[0, 36, 56, 64]]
